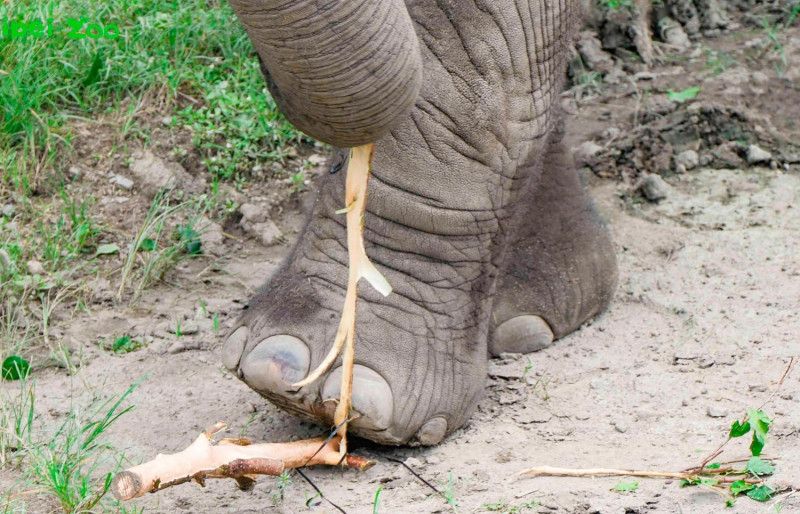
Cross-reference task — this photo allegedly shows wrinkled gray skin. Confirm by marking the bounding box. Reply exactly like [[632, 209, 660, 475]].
[[222, 0, 618, 446]]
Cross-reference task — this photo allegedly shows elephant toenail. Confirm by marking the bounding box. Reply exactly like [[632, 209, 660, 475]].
[[415, 416, 448, 446], [222, 326, 248, 371], [240, 335, 310, 392], [492, 315, 554, 355], [321, 365, 393, 431]]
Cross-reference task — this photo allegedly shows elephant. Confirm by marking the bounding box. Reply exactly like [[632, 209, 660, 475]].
[[221, 0, 618, 447]]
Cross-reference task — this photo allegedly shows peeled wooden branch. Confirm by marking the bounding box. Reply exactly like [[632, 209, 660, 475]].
[[112, 422, 374, 501]]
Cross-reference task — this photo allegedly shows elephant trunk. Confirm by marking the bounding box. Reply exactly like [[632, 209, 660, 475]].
[[229, 0, 422, 147]]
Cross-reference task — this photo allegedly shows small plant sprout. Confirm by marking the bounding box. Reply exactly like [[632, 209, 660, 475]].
[[213, 313, 220, 335], [373, 485, 383, 514]]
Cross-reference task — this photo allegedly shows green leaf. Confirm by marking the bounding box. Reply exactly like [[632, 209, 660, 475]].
[[2, 355, 31, 380], [730, 479, 755, 496], [680, 477, 718, 488], [612, 481, 639, 492], [748, 408, 772, 456], [84, 50, 105, 87], [708, 462, 721, 469], [112, 336, 132, 353], [138, 238, 157, 252], [746, 456, 776, 475], [730, 420, 751, 438], [176, 225, 202, 255], [184, 239, 202, 255], [746, 485, 775, 501], [667, 86, 701, 103], [96, 243, 120, 256]]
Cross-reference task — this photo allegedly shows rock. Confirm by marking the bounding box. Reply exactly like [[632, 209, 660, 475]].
[[404, 457, 423, 469], [573, 141, 603, 165], [658, 17, 691, 51], [68, 166, 82, 178], [239, 203, 266, 224], [746, 144, 772, 165], [252, 221, 283, 247], [577, 31, 615, 74], [2, 204, 16, 218], [748, 384, 767, 392], [180, 321, 199, 335], [707, 406, 728, 418], [638, 174, 670, 202], [128, 150, 205, 197], [675, 150, 699, 171], [26, 260, 45, 275], [110, 174, 134, 190], [712, 143, 744, 169], [514, 410, 552, 424], [614, 422, 628, 433]]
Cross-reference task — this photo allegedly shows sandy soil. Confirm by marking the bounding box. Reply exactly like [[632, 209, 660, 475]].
[[3, 25, 800, 514]]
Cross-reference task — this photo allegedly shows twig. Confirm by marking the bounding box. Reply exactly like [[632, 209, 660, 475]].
[[111, 422, 374, 501], [518, 466, 763, 485]]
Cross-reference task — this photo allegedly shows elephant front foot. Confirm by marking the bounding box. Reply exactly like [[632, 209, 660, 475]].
[[490, 137, 618, 357], [222, 148, 494, 446]]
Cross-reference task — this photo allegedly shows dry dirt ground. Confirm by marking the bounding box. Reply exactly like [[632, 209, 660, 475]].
[[3, 24, 800, 514]]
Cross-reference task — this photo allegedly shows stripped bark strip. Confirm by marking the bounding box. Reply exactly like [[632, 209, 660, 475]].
[[290, 143, 391, 454]]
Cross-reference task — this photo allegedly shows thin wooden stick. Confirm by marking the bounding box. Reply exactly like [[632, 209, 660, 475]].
[[111, 423, 373, 501], [519, 466, 687, 479], [518, 466, 763, 485]]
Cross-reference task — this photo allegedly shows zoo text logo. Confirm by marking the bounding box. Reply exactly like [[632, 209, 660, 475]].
[[0, 17, 120, 40]]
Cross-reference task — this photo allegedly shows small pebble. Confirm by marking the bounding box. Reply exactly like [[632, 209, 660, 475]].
[[181, 321, 199, 335], [614, 422, 629, 433], [1, 204, 15, 218], [746, 144, 772, 164], [404, 457, 423, 469], [110, 174, 134, 190], [707, 406, 728, 418], [26, 260, 45, 275], [674, 149, 699, 171], [749, 384, 767, 392], [638, 174, 670, 202]]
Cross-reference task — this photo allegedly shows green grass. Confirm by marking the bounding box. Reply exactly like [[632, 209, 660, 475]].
[[1, 0, 307, 194], [0, 379, 140, 513]]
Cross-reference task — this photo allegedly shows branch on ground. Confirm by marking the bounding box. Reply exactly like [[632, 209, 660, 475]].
[[111, 422, 374, 501]]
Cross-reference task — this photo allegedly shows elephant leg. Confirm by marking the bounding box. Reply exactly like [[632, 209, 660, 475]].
[[223, 0, 580, 446], [490, 128, 618, 356]]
